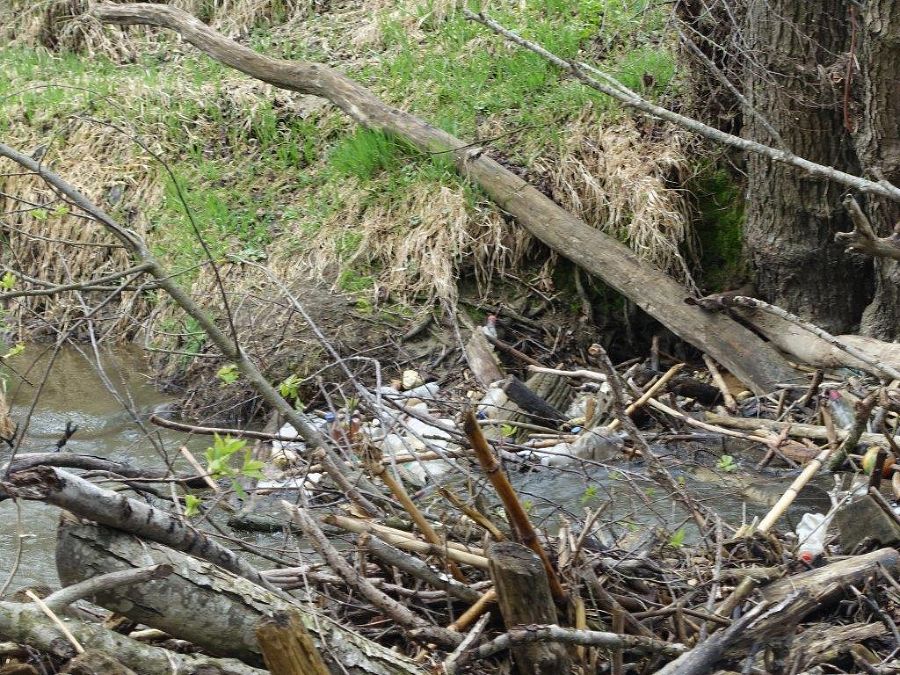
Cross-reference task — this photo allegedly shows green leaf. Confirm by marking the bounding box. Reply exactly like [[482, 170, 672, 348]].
[[500, 423, 516, 438], [278, 373, 302, 401], [53, 204, 70, 217], [1, 272, 15, 290], [1, 343, 25, 359], [184, 494, 201, 518], [31, 208, 48, 221], [580, 484, 599, 505], [669, 528, 686, 548], [216, 364, 239, 386], [716, 454, 738, 473]]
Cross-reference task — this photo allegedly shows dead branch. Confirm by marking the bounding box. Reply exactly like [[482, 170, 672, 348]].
[[282, 502, 463, 647], [836, 195, 900, 261], [463, 409, 567, 603], [463, 11, 900, 203], [721, 296, 900, 381], [470, 624, 687, 660], [43, 565, 173, 612]]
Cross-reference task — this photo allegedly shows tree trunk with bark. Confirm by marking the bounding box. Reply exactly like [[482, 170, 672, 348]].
[[855, 0, 900, 338], [743, 0, 872, 333]]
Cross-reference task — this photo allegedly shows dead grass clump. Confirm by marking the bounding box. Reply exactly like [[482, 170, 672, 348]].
[[277, 178, 530, 305], [4, 0, 315, 57], [537, 106, 700, 292], [0, 116, 160, 340]]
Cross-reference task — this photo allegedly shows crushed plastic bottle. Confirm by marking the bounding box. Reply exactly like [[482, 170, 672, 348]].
[[796, 512, 829, 563]]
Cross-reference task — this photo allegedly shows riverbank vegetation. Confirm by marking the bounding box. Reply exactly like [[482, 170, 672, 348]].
[[1, 0, 900, 673]]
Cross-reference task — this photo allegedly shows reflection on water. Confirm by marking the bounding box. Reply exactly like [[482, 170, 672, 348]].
[[0, 345, 199, 591]]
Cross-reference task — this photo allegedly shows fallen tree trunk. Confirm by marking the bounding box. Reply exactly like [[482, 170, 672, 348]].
[[1, 466, 273, 590], [3, 452, 206, 487], [55, 515, 423, 674], [741, 547, 900, 644], [0, 600, 266, 675], [88, 2, 799, 395], [733, 307, 900, 375]]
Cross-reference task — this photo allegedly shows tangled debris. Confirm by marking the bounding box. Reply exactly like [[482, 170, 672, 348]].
[[4, 306, 900, 675]]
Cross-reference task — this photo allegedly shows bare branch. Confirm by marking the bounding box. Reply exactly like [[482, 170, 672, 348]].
[[464, 11, 900, 203]]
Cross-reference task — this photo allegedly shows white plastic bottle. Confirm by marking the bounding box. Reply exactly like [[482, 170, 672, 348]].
[[796, 512, 829, 562]]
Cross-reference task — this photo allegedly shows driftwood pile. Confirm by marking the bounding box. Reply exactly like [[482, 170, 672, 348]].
[[3, 312, 900, 675], [1, 4, 900, 673]]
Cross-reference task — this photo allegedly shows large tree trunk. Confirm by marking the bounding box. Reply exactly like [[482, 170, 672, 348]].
[[855, 0, 900, 339], [743, 0, 872, 334], [84, 3, 801, 396]]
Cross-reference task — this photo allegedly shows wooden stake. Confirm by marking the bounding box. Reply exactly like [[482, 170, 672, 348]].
[[255, 610, 330, 675], [488, 542, 572, 675], [464, 410, 567, 604]]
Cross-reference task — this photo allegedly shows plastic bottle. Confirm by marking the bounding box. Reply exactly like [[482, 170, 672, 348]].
[[795, 512, 829, 562]]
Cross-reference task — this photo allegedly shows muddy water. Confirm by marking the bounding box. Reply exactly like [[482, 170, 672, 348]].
[[0, 345, 203, 592]]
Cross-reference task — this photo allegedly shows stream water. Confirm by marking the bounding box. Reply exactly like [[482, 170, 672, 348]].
[[0, 345, 202, 592], [0, 346, 833, 593]]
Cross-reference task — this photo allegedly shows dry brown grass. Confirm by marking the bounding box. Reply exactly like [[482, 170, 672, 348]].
[[0, 112, 161, 340], [3, 0, 319, 54], [537, 106, 699, 292], [272, 177, 532, 305]]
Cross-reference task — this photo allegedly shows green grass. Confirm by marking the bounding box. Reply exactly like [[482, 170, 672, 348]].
[[0, 0, 680, 316]]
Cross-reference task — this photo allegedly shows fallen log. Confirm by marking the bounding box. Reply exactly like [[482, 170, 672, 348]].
[[2, 453, 207, 488], [741, 547, 900, 644], [705, 411, 899, 447], [2, 466, 273, 590], [89, 2, 800, 396], [0, 600, 266, 675], [732, 307, 900, 375], [60, 650, 137, 675], [55, 515, 424, 674]]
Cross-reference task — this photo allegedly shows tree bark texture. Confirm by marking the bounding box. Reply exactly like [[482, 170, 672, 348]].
[[743, 0, 872, 333], [88, 3, 800, 396], [0, 601, 266, 675], [55, 516, 423, 675], [855, 0, 900, 338]]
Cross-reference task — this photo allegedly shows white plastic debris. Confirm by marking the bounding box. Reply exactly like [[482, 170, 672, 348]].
[[796, 512, 829, 562], [517, 428, 625, 468], [402, 381, 440, 400], [272, 422, 304, 453], [478, 386, 509, 419], [402, 369, 424, 390]]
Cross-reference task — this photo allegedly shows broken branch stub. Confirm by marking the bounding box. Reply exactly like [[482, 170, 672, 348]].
[[88, 1, 800, 395]]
